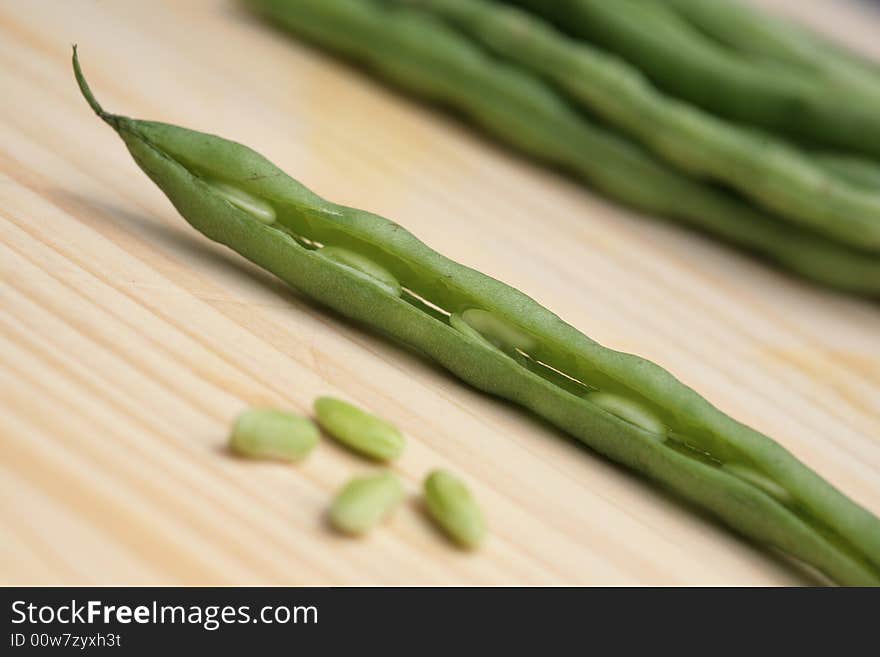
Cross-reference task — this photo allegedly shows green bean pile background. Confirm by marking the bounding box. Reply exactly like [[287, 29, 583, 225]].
[[244, 0, 880, 295], [73, 50, 880, 585]]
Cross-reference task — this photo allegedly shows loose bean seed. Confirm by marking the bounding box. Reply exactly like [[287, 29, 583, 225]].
[[314, 397, 405, 461], [330, 471, 404, 535], [424, 470, 486, 549], [229, 408, 319, 462]]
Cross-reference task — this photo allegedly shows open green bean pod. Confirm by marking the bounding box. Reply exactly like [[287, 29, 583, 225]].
[[74, 48, 880, 585]]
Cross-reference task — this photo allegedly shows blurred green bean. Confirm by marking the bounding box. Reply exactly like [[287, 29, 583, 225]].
[[229, 408, 319, 461], [389, 0, 880, 251], [503, 0, 880, 159], [247, 0, 880, 294]]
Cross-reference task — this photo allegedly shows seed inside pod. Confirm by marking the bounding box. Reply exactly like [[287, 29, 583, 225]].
[[724, 464, 793, 505], [208, 180, 276, 224], [456, 308, 536, 352], [318, 246, 402, 296], [586, 392, 666, 436]]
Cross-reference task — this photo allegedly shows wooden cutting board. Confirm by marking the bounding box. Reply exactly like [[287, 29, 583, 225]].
[[1, 0, 878, 586]]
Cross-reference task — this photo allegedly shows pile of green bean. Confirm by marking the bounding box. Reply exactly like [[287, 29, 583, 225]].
[[245, 0, 880, 295], [73, 49, 880, 584]]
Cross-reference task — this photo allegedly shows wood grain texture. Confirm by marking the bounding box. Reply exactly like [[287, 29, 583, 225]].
[[1, 0, 878, 586]]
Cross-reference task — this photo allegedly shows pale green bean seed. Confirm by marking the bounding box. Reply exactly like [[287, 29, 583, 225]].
[[423, 469, 486, 549], [330, 471, 405, 535], [586, 392, 666, 436], [318, 246, 402, 296], [449, 312, 497, 350], [459, 308, 536, 352], [229, 408, 319, 461], [208, 180, 276, 224], [724, 464, 793, 505], [314, 396, 405, 461]]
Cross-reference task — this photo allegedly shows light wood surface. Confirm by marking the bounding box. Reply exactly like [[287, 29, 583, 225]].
[[1, 0, 879, 586]]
